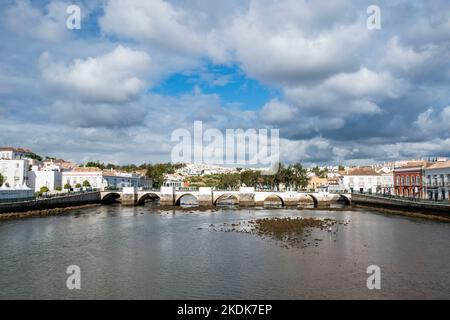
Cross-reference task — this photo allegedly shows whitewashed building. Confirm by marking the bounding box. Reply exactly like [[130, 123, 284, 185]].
[[62, 167, 152, 190], [0, 147, 32, 160], [424, 161, 450, 201], [0, 184, 34, 202], [339, 167, 382, 193], [163, 173, 184, 189], [28, 169, 62, 192], [0, 159, 30, 188]]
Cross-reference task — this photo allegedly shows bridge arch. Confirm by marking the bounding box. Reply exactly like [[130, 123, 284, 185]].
[[214, 194, 240, 206], [101, 192, 121, 204], [137, 193, 160, 206], [175, 193, 199, 206], [338, 194, 351, 205], [306, 194, 318, 207], [263, 195, 285, 207]]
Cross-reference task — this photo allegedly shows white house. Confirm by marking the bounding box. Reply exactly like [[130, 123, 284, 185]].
[[0, 147, 32, 160], [0, 184, 34, 202], [339, 167, 382, 193], [163, 173, 184, 189], [0, 159, 30, 188], [424, 160, 450, 201], [28, 169, 62, 192], [62, 167, 152, 190]]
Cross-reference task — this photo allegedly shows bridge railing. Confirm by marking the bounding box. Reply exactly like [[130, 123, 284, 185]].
[[0, 190, 100, 204], [176, 187, 199, 191], [353, 191, 449, 203]]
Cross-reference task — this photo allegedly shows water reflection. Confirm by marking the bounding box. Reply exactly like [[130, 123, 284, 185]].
[[0, 206, 449, 299]]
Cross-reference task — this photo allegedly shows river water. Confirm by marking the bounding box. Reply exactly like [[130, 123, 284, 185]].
[[0, 205, 449, 299]]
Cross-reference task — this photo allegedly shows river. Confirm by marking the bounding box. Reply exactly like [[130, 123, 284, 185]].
[[0, 205, 449, 299]]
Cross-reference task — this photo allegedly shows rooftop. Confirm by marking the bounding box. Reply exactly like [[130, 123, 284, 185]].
[[425, 160, 450, 170], [342, 167, 380, 176], [0, 147, 32, 153]]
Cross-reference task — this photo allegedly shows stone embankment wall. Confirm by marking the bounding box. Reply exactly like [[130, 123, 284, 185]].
[[352, 193, 450, 216], [0, 192, 100, 214]]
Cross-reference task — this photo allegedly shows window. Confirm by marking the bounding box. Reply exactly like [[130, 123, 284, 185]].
[[401, 176, 404, 185], [411, 176, 415, 185], [406, 176, 410, 185]]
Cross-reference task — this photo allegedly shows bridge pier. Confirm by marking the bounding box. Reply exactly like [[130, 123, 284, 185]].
[[121, 187, 138, 206], [239, 187, 255, 207], [198, 187, 213, 207], [159, 187, 175, 206]]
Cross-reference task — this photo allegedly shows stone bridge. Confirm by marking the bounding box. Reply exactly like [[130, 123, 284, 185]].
[[100, 187, 351, 207]]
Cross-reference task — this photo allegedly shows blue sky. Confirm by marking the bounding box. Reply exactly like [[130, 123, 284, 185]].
[[1, 0, 450, 165], [152, 64, 280, 110]]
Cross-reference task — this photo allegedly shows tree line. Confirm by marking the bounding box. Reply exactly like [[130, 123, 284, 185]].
[[185, 163, 310, 191]]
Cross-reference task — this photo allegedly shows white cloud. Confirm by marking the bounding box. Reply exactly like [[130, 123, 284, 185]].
[[40, 46, 151, 104], [322, 68, 407, 99], [260, 99, 298, 124], [380, 37, 431, 74], [415, 107, 450, 136], [100, 0, 205, 56], [4, 0, 73, 42]]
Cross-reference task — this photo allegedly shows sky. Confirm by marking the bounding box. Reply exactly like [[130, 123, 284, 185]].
[[0, 0, 450, 166]]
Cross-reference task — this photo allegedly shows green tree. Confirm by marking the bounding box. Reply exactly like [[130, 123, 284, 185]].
[[145, 163, 176, 188], [312, 166, 328, 178], [64, 183, 71, 190], [75, 183, 82, 188], [82, 180, 91, 188], [25, 152, 43, 161], [85, 161, 105, 170], [240, 170, 258, 187], [338, 165, 345, 171], [105, 163, 118, 170], [219, 173, 240, 190], [0, 173, 4, 186], [291, 163, 309, 190], [40, 186, 49, 193]]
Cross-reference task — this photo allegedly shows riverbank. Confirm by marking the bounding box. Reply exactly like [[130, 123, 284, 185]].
[[351, 193, 450, 218], [0, 203, 101, 221], [0, 191, 100, 215], [353, 204, 450, 223]]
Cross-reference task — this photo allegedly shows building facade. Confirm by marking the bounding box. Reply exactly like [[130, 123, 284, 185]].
[[163, 173, 184, 189], [339, 167, 382, 193], [393, 161, 428, 199], [424, 161, 450, 201], [28, 170, 62, 192], [0, 184, 34, 202], [307, 176, 328, 191], [62, 167, 152, 190], [0, 147, 32, 160], [0, 159, 30, 188], [380, 171, 394, 195]]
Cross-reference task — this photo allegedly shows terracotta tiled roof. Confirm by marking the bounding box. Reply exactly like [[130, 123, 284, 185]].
[[425, 161, 450, 170], [72, 166, 102, 172], [395, 160, 429, 170], [343, 167, 380, 176], [0, 147, 32, 153]]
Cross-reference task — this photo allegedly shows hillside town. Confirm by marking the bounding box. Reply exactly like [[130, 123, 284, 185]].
[[0, 147, 449, 202]]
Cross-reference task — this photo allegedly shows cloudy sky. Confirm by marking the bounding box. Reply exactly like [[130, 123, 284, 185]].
[[1, 0, 450, 165]]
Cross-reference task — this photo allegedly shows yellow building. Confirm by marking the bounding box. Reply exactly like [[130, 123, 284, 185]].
[[307, 176, 328, 191]]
